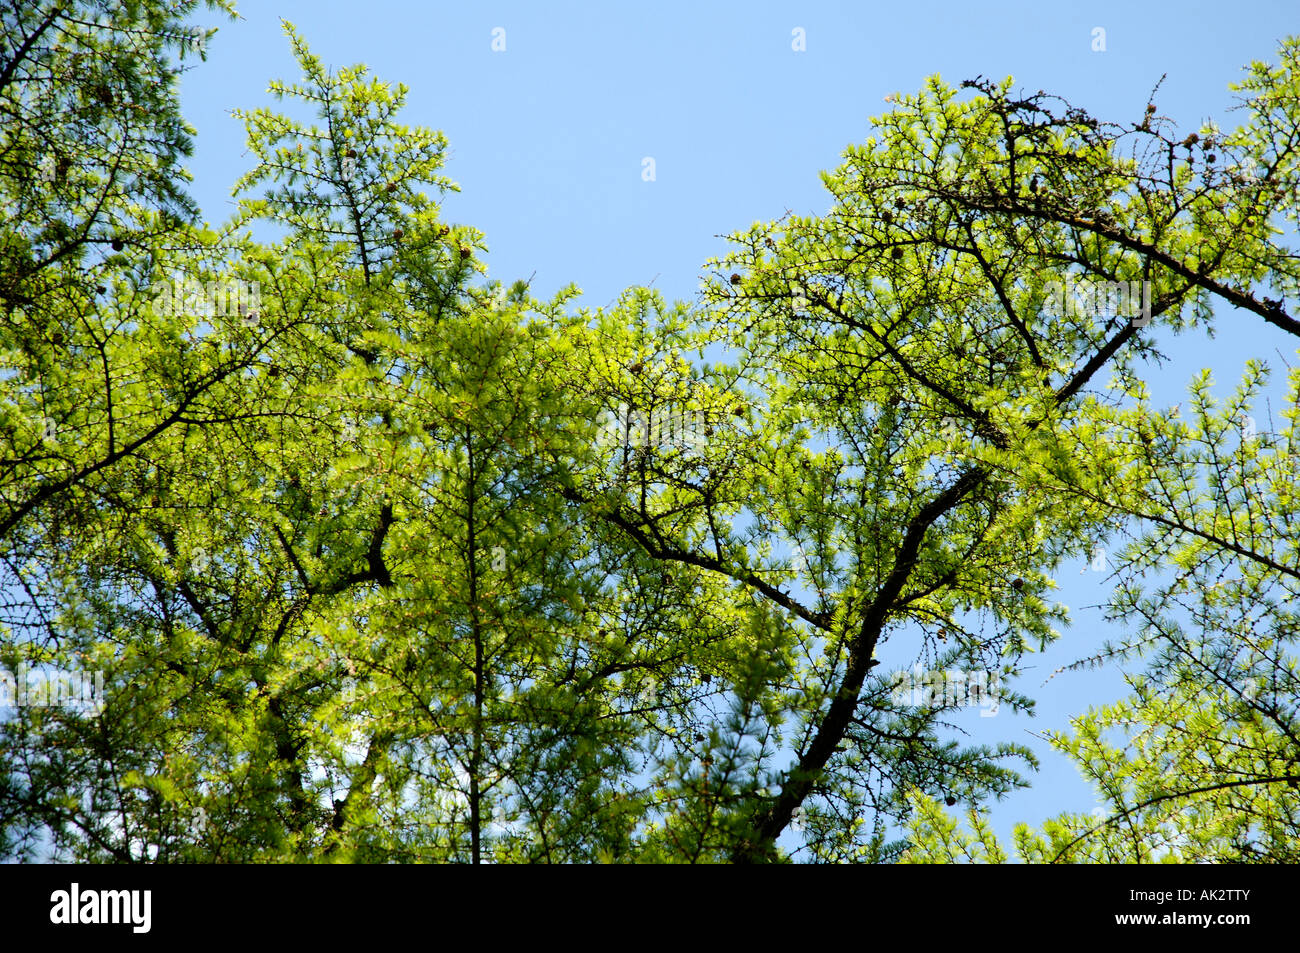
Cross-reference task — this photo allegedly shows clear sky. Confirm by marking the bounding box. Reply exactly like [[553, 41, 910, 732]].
[[174, 0, 1300, 856]]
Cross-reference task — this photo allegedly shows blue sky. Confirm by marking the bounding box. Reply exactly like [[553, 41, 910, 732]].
[[174, 0, 1300, 856]]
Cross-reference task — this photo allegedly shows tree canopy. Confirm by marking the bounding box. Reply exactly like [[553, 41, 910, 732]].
[[1, 3, 1297, 863]]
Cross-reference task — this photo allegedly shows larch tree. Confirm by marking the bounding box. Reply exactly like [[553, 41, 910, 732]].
[[3, 3, 1298, 865]]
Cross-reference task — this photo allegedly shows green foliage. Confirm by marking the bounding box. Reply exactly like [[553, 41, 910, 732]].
[[905, 358, 1300, 863], [2, 5, 1298, 863]]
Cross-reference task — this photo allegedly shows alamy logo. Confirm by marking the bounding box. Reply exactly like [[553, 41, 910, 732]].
[[152, 275, 261, 324], [595, 402, 710, 455], [50, 883, 151, 933], [0, 664, 104, 713], [1080, 543, 1108, 574], [1042, 278, 1152, 327], [889, 666, 1001, 717]]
